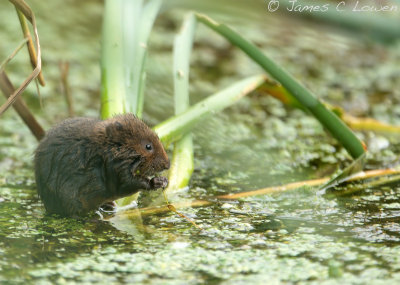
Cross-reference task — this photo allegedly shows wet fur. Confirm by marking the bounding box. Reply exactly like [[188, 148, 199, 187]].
[[34, 114, 169, 216]]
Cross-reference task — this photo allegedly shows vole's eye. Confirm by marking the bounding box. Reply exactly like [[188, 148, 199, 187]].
[[145, 144, 153, 151]]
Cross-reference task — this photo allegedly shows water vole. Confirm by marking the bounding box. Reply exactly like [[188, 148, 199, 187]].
[[34, 114, 170, 216]]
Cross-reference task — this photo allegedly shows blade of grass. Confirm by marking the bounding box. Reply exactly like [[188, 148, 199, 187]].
[[133, 0, 161, 118], [122, 0, 161, 117], [153, 74, 267, 145], [167, 135, 194, 190], [101, 0, 161, 119], [196, 13, 366, 160], [165, 13, 197, 193], [101, 0, 126, 118]]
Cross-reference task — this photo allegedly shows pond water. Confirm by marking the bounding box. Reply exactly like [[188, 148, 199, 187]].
[[1, 0, 400, 284]]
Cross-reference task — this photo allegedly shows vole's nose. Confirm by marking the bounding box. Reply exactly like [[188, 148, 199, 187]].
[[164, 159, 170, 170]]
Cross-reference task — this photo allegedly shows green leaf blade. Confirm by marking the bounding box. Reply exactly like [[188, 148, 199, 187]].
[[196, 13, 366, 159]]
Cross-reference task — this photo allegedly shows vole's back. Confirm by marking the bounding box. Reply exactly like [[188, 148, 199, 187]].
[[34, 117, 102, 216]]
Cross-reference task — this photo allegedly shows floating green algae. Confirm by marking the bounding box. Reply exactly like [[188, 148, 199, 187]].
[[2, 0, 400, 284]]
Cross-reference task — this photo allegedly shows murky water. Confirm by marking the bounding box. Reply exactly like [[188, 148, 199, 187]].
[[1, 0, 400, 284]]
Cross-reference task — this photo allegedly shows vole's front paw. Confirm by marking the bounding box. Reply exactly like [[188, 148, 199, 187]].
[[99, 201, 117, 212], [150, 176, 168, 189]]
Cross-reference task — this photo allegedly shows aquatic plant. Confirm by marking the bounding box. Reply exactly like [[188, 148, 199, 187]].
[[100, 0, 367, 204]]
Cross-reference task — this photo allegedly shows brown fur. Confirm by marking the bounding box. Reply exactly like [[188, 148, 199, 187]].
[[34, 114, 169, 216]]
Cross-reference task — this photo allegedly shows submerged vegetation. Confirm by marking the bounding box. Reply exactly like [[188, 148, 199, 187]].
[[1, 0, 400, 283]]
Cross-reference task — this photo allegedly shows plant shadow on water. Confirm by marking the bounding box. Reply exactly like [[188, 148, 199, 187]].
[[1, 0, 400, 284]]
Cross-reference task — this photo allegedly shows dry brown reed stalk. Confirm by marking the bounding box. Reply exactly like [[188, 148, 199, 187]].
[[109, 168, 400, 220], [15, 8, 45, 86], [0, 71, 45, 140], [0, 0, 42, 116], [59, 61, 74, 117], [0, 38, 28, 70]]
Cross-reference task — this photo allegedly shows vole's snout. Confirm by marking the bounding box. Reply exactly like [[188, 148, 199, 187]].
[[152, 157, 170, 174], [163, 159, 170, 171]]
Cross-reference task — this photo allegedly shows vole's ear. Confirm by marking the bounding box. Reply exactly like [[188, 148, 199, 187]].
[[105, 121, 124, 137]]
